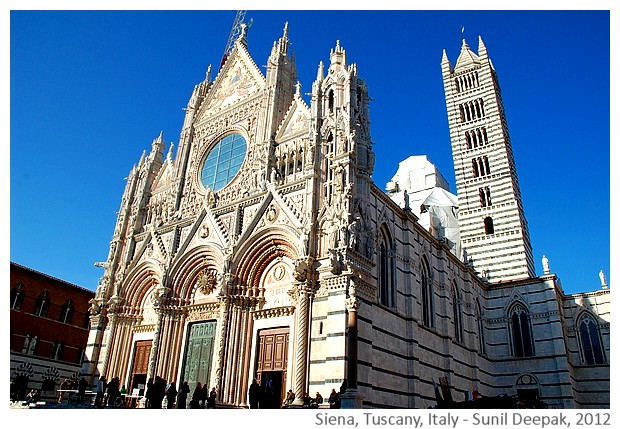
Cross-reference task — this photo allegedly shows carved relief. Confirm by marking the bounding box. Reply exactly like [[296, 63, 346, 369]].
[[262, 262, 293, 309], [196, 268, 218, 296]]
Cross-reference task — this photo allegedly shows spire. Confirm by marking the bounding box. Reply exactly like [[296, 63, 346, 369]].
[[166, 142, 174, 162], [317, 61, 324, 81], [478, 35, 488, 59], [151, 131, 165, 158], [441, 49, 449, 64], [205, 64, 212, 82], [454, 37, 480, 71], [329, 40, 347, 71], [277, 21, 290, 56]]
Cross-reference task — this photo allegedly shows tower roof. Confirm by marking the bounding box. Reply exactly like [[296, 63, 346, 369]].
[[454, 39, 480, 71]]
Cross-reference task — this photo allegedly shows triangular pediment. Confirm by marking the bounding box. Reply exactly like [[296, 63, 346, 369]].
[[275, 95, 311, 142], [151, 157, 175, 194], [198, 42, 266, 120], [454, 39, 480, 71]]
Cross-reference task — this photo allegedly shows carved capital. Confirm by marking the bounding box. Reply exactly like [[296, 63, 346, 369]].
[[345, 296, 360, 311]]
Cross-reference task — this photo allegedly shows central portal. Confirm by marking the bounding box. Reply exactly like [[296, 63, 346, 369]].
[[181, 320, 217, 390], [255, 327, 289, 408]]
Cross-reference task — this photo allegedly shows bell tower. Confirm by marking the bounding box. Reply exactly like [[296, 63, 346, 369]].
[[441, 37, 535, 283]]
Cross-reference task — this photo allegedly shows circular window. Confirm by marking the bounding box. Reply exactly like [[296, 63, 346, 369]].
[[200, 133, 247, 191]]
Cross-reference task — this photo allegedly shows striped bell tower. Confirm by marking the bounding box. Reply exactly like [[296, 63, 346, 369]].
[[441, 37, 535, 283]]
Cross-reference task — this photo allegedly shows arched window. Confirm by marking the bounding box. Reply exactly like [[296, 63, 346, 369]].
[[33, 292, 50, 317], [328, 89, 334, 113], [510, 304, 534, 357], [484, 217, 494, 234], [476, 299, 486, 354], [578, 313, 605, 364], [378, 226, 395, 308], [51, 342, 64, 360], [59, 299, 74, 324], [452, 282, 463, 343], [11, 284, 25, 310], [421, 258, 434, 328]]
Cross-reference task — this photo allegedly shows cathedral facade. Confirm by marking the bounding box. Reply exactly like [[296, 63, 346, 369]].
[[83, 23, 610, 409]]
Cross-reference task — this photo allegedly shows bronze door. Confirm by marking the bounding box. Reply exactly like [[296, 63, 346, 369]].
[[181, 321, 217, 389]]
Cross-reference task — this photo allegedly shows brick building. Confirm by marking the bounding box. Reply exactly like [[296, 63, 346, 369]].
[[10, 262, 94, 402]]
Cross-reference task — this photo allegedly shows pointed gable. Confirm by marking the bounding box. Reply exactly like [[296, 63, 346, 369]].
[[275, 91, 311, 142], [197, 41, 266, 119], [454, 39, 480, 72]]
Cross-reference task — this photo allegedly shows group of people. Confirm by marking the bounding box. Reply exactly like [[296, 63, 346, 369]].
[[247, 376, 281, 409], [95, 375, 126, 408], [189, 382, 217, 409], [248, 376, 334, 409]]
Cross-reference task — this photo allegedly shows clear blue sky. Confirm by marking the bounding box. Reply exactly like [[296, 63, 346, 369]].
[[8, 7, 612, 295]]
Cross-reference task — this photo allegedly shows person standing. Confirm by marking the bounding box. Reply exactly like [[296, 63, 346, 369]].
[[58, 378, 69, 403], [207, 387, 217, 409], [165, 382, 177, 409], [95, 376, 106, 408], [201, 383, 208, 408], [190, 382, 202, 408], [177, 381, 190, 409], [78, 377, 87, 405], [248, 379, 262, 409]]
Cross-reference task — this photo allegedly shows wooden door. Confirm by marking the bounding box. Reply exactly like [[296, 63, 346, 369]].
[[130, 340, 152, 393], [256, 327, 289, 404]]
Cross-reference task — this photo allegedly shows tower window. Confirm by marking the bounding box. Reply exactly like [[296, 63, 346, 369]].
[[484, 217, 494, 234], [479, 186, 492, 207]]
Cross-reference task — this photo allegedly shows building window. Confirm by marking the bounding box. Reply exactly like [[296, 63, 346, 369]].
[[579, 313, 605, 364], [452, 283, 463, 343], [421, 258, 434, 328], [479, 186, 492, 207], [199, 133, 247, 191], [476, 299, 486, 354], [59, 299, 74, 324], [484, 217, 494, 234], [378, 226, 395, 308], [51, 342, 64, 360], [510, 304, 534, 357], [33, 291, 50, 317], [11, 284, 25, 310]]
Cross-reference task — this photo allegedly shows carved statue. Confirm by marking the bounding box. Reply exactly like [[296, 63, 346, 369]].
[[348, 216, 360, 250], [599, 270, 608, 288], [542, 255, 550, 274]]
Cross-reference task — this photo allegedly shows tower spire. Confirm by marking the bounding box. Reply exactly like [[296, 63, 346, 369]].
[[441, 36, 535, 283]]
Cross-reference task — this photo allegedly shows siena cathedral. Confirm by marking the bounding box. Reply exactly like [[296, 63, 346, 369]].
[[83, 22, 610, 409]]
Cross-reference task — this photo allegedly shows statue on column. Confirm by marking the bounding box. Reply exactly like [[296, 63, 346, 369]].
[[542, 255, 550, 275], [599, 270, 608, 289]]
